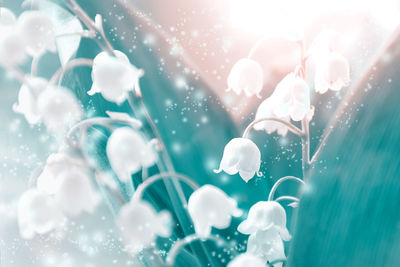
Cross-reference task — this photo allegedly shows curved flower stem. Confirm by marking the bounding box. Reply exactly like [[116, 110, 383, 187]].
[[275, 195, 300, 203], [30, 55, 40, 76], [166, 234, 236, 266], [133, 172, 199, 200], [301, 118, 311, 177], [49, 58, 93, 85], [242, 117, 304, 138], [268, 176, 305, 201], [247, 35, 270, 59]]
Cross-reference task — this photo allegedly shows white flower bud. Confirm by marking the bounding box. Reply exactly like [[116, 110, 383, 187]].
[[18, 11, 56, 56], [254, 96, 290, 136], [18, 188, 64, 239], [238, 201, 290, 241], [215, 138, 261, 183], [37, 86, 83, 133], [13, 76, 48, 124], [188, 185, 242, 238], [116, 200, 171, 253], [106, 127, 157, 182], [89, 50, 144, 104], [0, 26, 26, 66], [227, 58, 264, 97]]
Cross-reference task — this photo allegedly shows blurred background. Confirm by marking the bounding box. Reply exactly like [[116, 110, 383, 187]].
[[1, 0, 400, 266]]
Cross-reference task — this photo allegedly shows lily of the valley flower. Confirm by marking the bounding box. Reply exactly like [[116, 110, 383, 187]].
[[17, 11, 56, 56], [36, 153, 99, 217], [89, 50, 144, 104], [116, 200, 171, 253], [188, 185, 242, 238], [13, 76, 48, 124], [106, 127, 157, 182], [228, 253, 267, 267], [238, 201, 290, 240], [18, 188, 64, 239], [54, 169, 99, 217], [247, 229, 286, 267], [36, 86, 83, 133], [314, 51, 350, 94], [215, 138, 261, 183], [254, 96, 291, 136], [0, 9, 26, 66], [227, 58, 264, 97], [272, 73, 310, 122]]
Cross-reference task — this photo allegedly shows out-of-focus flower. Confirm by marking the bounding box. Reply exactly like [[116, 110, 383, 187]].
[[18, 188, 64, 239], [18, 11, 56, 56], [188, 185, 242, 238], [215, 138, 261, 183], [116, 200, 171, 253], [54, 169, 99, 217], [0, 9, 26, 66], [272, 73, 310, 122], [238, 201, 290, 241], [36, 86, 83, 133], [89, 50, 144, 104], [254, 96, 290, 136], [106, 127, 157, 182], [0, 8, 17, 25], [247, 229, 286, 267], [227, 58, 264, 97], [227, 253, 267, 267], [13, 76, 48, 124], [314, 51, 350, 94], [37, 153, 71, 194]]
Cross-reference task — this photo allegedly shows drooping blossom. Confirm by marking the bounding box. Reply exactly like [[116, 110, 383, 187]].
[[215, 138, 261, 183], [254, 96, 291, 136], [238, 201, 290, 266], [238, 201, 290, 240], [227, 253, 267, 267], [272, 73, 310, 122], [54, 169, 99, 217], [0, 9, 26, 66], [116, 200, 171, 253], [17, 10, 56, 56], [18, 188, 64, 239], [89, 50, 144, 104], [36, 153, 99, 217], [188, 185, 242, 238], [36, 86, 83, 133], [106, 127, 157, 182], [227, 58, 264, 97], [246, 229, 286, 267], [314, 51, 350, 94], [13, 76, 48, 124]]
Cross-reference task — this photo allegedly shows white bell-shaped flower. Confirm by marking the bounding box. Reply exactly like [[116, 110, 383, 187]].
[[247, 229, 286, 267], [238, 201, 290, 241], [54, 169, 99, 217], [89, 50, 144, 104], [36, 86, 83, 133], [0, 8, 17, 25], [215, 138, 261, 183], [106, 127, 157, 182], [18, 188, 64, 239], [17, 11, 56, 56], [188, 185, 242, 238], [116, 200, 171, 253], [227, 58, 264, 97], [0, 21, 26, 66], [272, 73, 310, 122], [13, 76, 48, 124], [254, 96, 290, 136], [37, 153, 71, 194], [314, 51, 350, 94], [227, 253, 267, 267]]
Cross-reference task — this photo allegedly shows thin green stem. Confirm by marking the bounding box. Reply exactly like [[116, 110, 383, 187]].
[[268, 176, 305, 201]]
